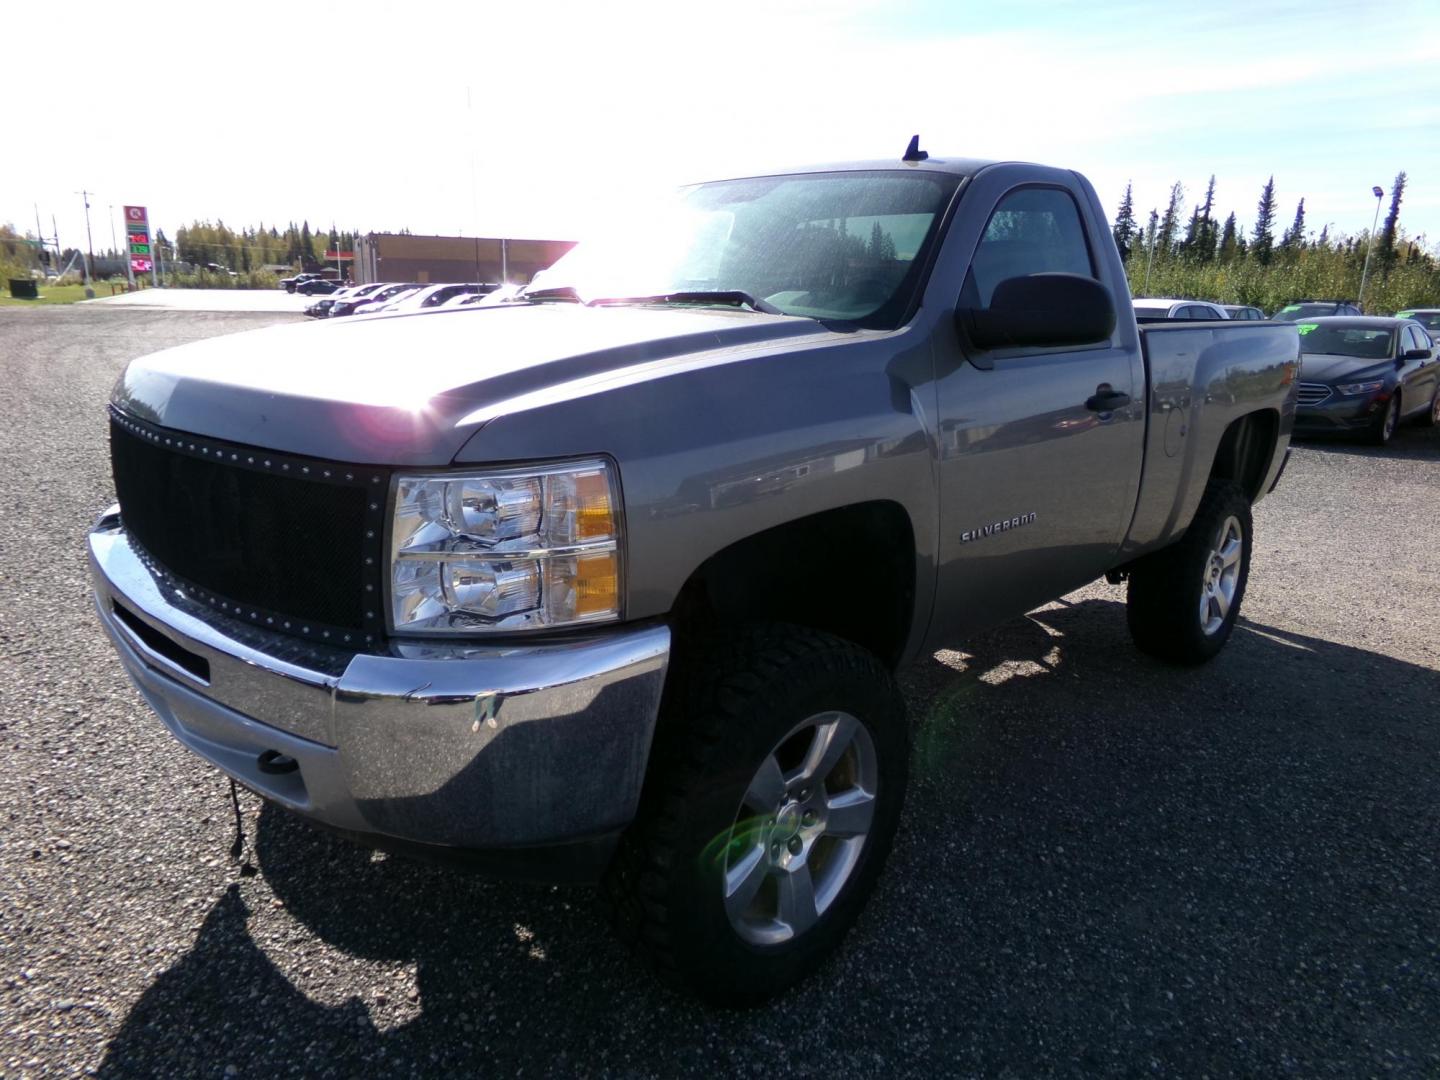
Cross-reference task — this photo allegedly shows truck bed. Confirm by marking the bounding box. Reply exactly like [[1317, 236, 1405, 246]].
[[1122, 320, 1300, 558]]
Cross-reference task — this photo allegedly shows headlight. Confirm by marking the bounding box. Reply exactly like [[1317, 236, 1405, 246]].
[[1335, 379, 1386, 396], [389, 458, 621, 634]]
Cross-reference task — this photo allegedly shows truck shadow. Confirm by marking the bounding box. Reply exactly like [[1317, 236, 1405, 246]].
[[97, 599, 1440, 1076]]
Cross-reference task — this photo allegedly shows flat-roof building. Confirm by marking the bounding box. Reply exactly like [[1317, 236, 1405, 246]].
[[354, 233, 575, 286]]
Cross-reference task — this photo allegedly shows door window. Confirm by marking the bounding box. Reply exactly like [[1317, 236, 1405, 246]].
[[963, 187, 1095, 308]]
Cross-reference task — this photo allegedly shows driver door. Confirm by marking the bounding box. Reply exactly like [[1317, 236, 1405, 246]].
[[927, 173, 1146, 644]]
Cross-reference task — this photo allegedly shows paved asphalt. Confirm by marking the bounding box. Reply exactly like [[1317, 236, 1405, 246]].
[[1, 306, 1437, 1078]]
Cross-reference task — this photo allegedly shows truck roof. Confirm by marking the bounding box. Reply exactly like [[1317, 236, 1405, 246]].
[[694, 155, 998, 184]]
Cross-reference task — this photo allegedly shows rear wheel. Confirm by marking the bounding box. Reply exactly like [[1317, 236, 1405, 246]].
[[1126, 481, 1252, 665], [1369, 393, 1400, 445], [605, 625, 907, 1005]]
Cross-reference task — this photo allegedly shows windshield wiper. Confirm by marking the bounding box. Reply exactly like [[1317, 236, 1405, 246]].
[[585, 290, 787, 315]]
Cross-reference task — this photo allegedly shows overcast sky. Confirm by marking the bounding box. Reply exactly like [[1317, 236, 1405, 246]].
[[5, 0, 1438, 256]]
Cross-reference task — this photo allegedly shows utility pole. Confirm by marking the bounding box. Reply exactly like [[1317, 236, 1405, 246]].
[[77, 190, 96, 298], [1358, 185, 1384, 313], [33, 204, 47, 274]]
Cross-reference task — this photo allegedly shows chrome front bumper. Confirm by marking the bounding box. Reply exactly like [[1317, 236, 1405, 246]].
[[88, 507, 670, 868]]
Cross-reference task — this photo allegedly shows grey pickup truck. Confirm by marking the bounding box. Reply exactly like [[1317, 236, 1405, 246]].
[[90, 146, 1299, 1003]]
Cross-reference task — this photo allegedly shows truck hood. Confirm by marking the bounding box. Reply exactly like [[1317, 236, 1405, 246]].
[[113, 304, 840, 465], [1299, 353, 1393, 384]]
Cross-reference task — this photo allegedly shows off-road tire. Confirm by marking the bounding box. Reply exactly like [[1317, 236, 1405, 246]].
[[1126, 480, 1252, 665], [603, 624, 907, 1006]]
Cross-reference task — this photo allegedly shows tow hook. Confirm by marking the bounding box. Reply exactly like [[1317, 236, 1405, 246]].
[[256, 749, 299, 775]]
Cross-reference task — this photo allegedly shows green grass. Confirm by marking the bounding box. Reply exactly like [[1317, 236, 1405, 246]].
[[0, 280, 140, 306]]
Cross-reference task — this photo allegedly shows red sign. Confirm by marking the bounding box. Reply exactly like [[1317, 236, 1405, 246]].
[[124, 205, 148, 225], [324, 251, 355, 260], [130, 256, 153, 273]]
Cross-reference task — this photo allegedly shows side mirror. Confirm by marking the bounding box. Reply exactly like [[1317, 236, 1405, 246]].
[[962, 273, 1117, 351], [1401, 348, 1430, 361]]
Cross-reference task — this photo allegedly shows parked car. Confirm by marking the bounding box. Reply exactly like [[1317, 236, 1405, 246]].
[[295, 278, 342, 296], [329, 283, 414, 317], [1272, 299, 1363, 320], [319, 282, 388, 314], [1395, 308, 1440, 334], [1223, 304, 1266, 321], [1293, 316, 1439, 445], [439, 292, 489, 309], [350, 284, 424, 316], [1132, 298, 1230, 319], [370, 282, 500, 315], [279, 272, 324, 294], [304, 285, 373, 318], [90, 149, 1298, 1004], [441, 284, 524, 308]]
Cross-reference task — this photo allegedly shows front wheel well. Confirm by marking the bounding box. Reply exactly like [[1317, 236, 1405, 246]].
[[668, 502, 916, 669]]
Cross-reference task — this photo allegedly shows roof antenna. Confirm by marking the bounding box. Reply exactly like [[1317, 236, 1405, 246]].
[[902, 135, 928, 163]]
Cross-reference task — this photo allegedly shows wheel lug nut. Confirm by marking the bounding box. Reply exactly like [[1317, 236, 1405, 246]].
[[802, 810, 816, 826], [799, 788, 810, 800], [788, 836, 803, 855], [771, 843, 782, 859]]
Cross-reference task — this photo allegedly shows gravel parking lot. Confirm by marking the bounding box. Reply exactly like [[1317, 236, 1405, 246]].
[[2, 306, 1437, 1078]]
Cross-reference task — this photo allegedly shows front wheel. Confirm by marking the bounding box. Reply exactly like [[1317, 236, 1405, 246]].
[[604, 625, 907, 1005], [1126, 481, 1253, 665], [1369, 393, 1400, 445], [1421, 384, 1440, 428]]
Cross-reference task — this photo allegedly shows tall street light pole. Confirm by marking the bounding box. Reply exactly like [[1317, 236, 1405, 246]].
[[1358, 185, 1384, 313]]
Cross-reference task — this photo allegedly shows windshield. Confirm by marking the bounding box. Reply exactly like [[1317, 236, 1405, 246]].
[[1297, 325, 1394, 359], [1133, 305, 1171, 318], [526, 170, 960, 327], [1273, 303, 1337, 321]]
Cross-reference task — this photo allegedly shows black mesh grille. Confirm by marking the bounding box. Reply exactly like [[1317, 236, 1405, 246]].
[[109, 410, 388, 642]]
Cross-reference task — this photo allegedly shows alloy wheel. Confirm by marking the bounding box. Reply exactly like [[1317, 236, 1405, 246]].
[[1383, 397, 1399, 442], [1199, 515, 1243, 636], [722, 711, 878, 946]]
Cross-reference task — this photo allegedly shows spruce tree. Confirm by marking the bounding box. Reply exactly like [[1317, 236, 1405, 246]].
[[1378, 171, 1406, 273], [1197, 176, 1217, 261], [1112, 183, 1136, 259], [1218, 213, 1239, 262], [1252, 177, 1277, 265], [1280, 198, 1306, 250], [1182, 206, 1201, 256], [1157, 182, 1185, 256]]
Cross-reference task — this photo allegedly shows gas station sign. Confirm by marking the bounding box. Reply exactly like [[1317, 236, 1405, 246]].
[[124, 205, 153, 277]]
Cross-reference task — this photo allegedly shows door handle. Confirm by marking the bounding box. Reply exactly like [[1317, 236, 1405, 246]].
[[1085, 387, 1132, 412]]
